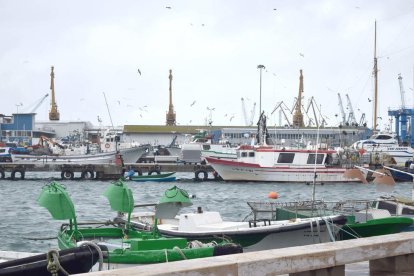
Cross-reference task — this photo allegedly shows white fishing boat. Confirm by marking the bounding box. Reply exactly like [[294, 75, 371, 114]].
[[205, 113, 362, 183], [351, 132, 414, 166]]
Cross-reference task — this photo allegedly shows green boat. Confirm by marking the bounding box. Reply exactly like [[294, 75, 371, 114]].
[[127, 171, 176, 182], [263, 199, 414, 240], [38, 179, 242, 270]]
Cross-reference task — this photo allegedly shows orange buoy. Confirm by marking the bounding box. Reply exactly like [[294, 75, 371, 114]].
[[268, 191, 279, 199]]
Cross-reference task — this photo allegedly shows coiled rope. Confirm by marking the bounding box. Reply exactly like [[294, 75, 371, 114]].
[[47, 249, 69, 276]]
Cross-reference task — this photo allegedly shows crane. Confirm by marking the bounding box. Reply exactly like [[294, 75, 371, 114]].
[[23, 94, 49, 113], [337, 93, 347, 125], [398, 73, 406, 109], [345, 94, 357, 126], [305, 97, 320, 127], [241, 98, 256, 126], [271, 101, 292, 127]]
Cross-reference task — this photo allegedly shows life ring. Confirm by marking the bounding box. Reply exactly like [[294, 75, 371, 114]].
[[61, 170, 74, 180], [105, 143, 110, 149], [0, 170, 5, 179], [11, 169, 25, 180], [81, 169, 95, 179], [148, 169, 161, 175], [195, 169, 208, 181]]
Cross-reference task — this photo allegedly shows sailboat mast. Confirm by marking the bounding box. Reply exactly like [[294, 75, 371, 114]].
[[373, 21, 378, 131]]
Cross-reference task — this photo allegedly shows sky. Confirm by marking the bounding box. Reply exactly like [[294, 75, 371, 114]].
[[1, 0, 414, 130]]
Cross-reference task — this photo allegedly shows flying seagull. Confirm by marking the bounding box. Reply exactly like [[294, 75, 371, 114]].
[[166, 6, 171, 9], [190, 100, 196, 106], [368, 98, 372, 102], [137, 69, 141, 75], [299, 53, 304, 57]]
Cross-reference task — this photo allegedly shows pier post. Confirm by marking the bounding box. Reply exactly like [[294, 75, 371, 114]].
[[369, 253, 414, 274], [290, 265, 344, 276]]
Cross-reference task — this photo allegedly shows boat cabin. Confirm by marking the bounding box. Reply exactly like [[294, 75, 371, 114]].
[[236, 146, 339, 167]]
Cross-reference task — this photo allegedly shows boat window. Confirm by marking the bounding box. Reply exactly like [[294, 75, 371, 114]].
[[277, 153, 295, 163], [249, 152, 255, 157], [307, 153, 325, 164], [202, 145, 211, 150], [241, 152, 247, 157], [376, 135, 392, 140]]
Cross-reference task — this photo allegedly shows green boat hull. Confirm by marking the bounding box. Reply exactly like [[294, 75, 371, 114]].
[[340, 217, 414, 240], [57, 226, 239, 264], [275, 207, 413, 240]]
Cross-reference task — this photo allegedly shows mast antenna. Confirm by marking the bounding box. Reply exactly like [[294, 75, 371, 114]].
[[373, 20, 378, 131], [103, 92, 114, 130]]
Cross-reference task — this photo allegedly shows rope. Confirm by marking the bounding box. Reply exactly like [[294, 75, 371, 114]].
[[46, 249, 69, 276], [322, 218, 336, 242], [79, 241, 104, 271], [316, 219, 322, 243], [310, 220, 315, 243], [173, 246, 187, 260]]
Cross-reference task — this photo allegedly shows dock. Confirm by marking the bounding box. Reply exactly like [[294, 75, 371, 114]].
[[0, 162, 215, 180], [84, 232, 414, 275]]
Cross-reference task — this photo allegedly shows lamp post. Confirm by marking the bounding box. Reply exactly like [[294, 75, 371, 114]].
[[15, 103, 23, 140], [257, 65, 266, 117]]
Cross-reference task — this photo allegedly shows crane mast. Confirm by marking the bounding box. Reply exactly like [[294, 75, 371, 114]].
[[346, 94, 357, 125], [398, 73, 406, 109], [48, 66, 60, 121], [337, 93, 347, 125], [292, 70, 304, 127]]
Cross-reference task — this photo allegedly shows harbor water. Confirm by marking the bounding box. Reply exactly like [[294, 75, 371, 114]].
[[1, 171, 413, 253]]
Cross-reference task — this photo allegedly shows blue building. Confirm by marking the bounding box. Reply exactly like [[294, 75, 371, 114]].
[[0, 113, 54, 146]]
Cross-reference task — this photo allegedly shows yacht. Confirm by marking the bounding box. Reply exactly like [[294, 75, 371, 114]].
[[351, 133, 414, 166]]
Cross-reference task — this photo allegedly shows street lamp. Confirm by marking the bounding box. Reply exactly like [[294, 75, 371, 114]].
[[257, 65, 266, 117]]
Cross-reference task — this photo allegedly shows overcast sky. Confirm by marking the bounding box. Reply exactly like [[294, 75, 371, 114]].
[[1, 0, 414, 130]]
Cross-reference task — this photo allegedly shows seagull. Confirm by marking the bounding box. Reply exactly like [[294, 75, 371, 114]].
[[368, 98, 372, 102], [230, 115, 235, 121], [137, 69, 141, 76], [273, 8, 277, 11], [166, 6, 171, 9], [299, 53, 304, 57], [139, 114, 142, 118], [190, 100, 196, 106], [117, 100, 121, 105], [201, 24, 205, 27]]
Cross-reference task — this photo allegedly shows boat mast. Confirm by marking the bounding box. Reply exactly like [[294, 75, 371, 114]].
[[373, 21, 378, 132]]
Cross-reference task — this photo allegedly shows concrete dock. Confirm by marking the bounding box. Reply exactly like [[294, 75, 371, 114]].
[[82, 232, 414, 275], [0, 162, 214, 180]]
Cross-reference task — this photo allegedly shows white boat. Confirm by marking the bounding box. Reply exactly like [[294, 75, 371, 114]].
[[11, 151, 118, 164], [205, 146, 361, 183], [181, 132, 237, 163], [123, 186, 346, 253], [351, 132, 414, 166]]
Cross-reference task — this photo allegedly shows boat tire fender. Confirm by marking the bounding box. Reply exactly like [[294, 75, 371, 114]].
[[213, 243, 243, 256], [81, 170, 95, 179], [195, 169, 208, 181], [11, 169, 25, 180], [61, 170, 74, 180], [0, 170, 4, 179], [148, 169, 161, 175]]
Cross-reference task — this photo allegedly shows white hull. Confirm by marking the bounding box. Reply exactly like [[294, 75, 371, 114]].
[[206, 158, 356, 182], [12, 152, 117, 164], [127, 210, 344, 253]]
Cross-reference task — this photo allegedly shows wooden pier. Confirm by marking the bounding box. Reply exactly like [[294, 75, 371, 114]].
[[0, 162, 215, 180]]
